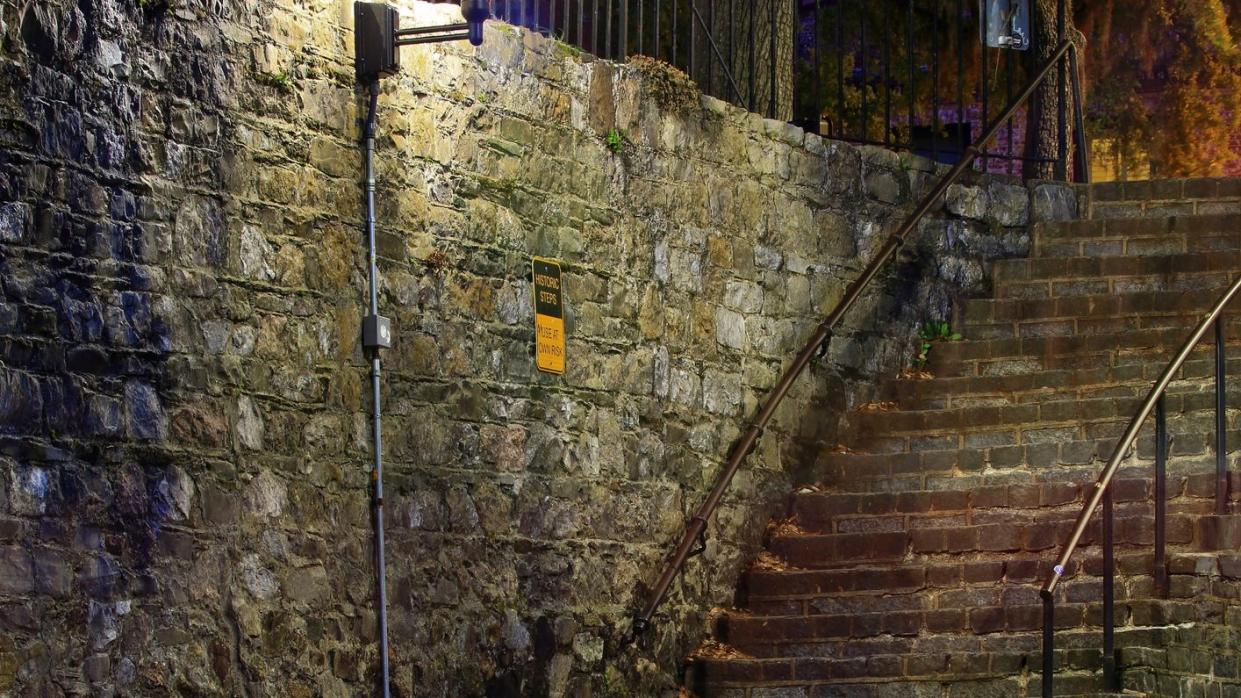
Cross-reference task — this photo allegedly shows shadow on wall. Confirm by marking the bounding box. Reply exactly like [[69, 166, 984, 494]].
[[2, 0, 236, 693]]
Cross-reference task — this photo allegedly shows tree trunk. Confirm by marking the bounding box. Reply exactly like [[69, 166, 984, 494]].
[[701, 0, 793, 120], [1023, 0, 1077, 180]]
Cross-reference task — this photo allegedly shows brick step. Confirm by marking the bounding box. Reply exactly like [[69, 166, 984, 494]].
[[715, 627, 1088, 665], [1124, 666, 1237, 698], [961, 296, 1236, 342], [1196, 514, 1241, 551], [1032, 213, 1241, 258], [766, 516, 1197, 569], [716, 604, 1210, 659], [789, 480, 1228, 535], [688, 627, 1164, 692], [816, 440, 1239, 494], [961, 286, 1225, 328], [742, 552, 1241, 617], [853, 427, 1241, 469], [743, 571, 1152, 621], [1084, 178, 1241, 203], [925, 328, 1241, 377], [690, 678, 1142, 698], [993, 250, 1241, 287], [993, 267, 1237, 301], [743, 550, 1161, 604], [883, 357, 1241, 410], [1120, 623, 1241, 694], [850, 389, 1241, 439], [1085, 188, 1241, 221]]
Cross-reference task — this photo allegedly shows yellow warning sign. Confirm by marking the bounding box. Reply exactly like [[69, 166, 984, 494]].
[[532, 257, 565, 375]]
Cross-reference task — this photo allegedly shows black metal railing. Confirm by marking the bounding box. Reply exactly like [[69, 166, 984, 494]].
[[792, 0, 1045, 174], [490, 0, 790, 117], [1039, 274, 1241, 696], [622, 37, 1084, 644], [490, 0, 1083, 180]]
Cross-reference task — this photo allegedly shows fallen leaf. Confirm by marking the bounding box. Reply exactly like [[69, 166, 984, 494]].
[[750, 551, 798, 571], [691, 640, 750, 660]]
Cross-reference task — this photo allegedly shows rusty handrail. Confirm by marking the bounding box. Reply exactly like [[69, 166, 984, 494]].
[[1038, 273, 1241, 695], [629, 39, 1078, 640], [1041, 274, 1241, 599]]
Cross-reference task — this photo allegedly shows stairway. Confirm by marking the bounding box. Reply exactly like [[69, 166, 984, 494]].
[[685, 179, 1241, 698]]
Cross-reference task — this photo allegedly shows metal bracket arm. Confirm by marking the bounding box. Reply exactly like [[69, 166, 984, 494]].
[[394, 21, 471, 46]]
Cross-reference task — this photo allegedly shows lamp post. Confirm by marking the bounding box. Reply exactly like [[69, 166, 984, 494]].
[[352, 3, 490, 695]]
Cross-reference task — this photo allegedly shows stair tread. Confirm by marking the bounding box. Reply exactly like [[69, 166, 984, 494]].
[[883, 359, 1241, 407], [691, 185, 1241, 696], [851, 390, 1241, 437]]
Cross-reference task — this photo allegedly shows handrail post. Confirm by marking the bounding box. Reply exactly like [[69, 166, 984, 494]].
[[1067, 44, 1090, 184], [1055, 0, 1068, 180], [1103, 487, 1116, 690], [1041, 591, 1055, 698], [1155, 395, 1168, 598], [1217, 318, 1229, 515], [1041, 276, 1241, 694]]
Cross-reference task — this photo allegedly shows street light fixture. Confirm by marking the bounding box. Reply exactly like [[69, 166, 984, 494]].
[[351, 2, 491, 697], [354, 1, 491, 82]]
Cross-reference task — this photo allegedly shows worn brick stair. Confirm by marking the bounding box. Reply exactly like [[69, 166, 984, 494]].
[[686, 179, 1241, 698]]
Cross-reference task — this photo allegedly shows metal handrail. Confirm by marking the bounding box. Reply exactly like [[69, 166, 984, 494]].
[[627, 38, 1080, 642], [1039, 273, 1241, 695]]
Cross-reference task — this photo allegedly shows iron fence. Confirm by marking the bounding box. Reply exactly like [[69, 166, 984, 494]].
[[793, 0, 1054, 174], [490, 0, 793, 119], [489, 0, 1074, 178]]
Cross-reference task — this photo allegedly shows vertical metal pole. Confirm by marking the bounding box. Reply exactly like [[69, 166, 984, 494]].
[[1218, 318, 1230, 515], [621, 0, 628, 59], [1056, 0, 1068, 180], [706, 0, 713, 95], [956, 0, 964, 156], [1069, 45, 1091, 183], [654, 0, 660, 59], [607, 0, 614, 58], [594, 0, 601, 54], [980, 0, 989, 171], [730, 0, 735, 89], [768, 0, 777, 117], [1041, 592, 1055, 698], [860, 6, 867, 141], [931, 0, 939, 162], [1005, 40, 1014, 175], [579, 0, 585, 51], [689, 0, 695, 82], [906, 0, 914, 148], [1103, 487, 1116, 690], [363, 81, 391, 698], [1156, 395, 1168, 598], [751, 0, 758, 112], [883, 2, 891, 145], [837, 0, 846, 135], [813, 0, 821, 134], [637, 0, 643, 55], [672, 0, 677, 67]]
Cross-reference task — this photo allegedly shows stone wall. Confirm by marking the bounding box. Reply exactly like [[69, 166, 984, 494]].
[[0, 1, 1074, 695]]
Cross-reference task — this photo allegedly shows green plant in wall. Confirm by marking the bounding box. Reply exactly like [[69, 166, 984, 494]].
[[605, 128, 625, 154], [260, 71, 294, 94], [912, 321, 961, 369]]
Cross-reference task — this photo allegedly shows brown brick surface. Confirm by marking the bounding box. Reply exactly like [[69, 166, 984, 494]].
[[694, 178, 1241, 696]]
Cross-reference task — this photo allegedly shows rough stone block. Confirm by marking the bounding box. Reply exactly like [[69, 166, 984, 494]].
[[1198, 515, 1241, 551]]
